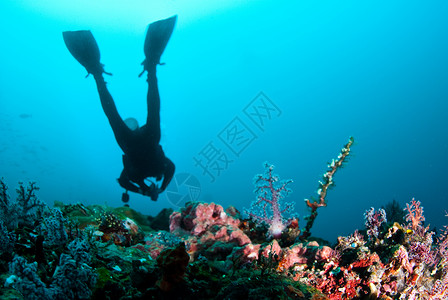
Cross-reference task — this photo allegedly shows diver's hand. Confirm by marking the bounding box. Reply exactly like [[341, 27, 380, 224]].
[[149, 189, 159, 201], [141, 184, 159, 201]]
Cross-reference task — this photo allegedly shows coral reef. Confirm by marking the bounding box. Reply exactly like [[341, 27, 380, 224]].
[[1, 136, 447, 299], [7, 239, 97, 299]]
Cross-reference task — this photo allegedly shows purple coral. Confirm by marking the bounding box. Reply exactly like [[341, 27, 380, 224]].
[[245, 162, 293, 239], [364, 207, 387, 239], [437, 213, 448, 264], [0, 179, 45, 230]]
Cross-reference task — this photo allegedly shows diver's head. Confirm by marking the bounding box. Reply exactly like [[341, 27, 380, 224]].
[[124, 117, 139, 131]]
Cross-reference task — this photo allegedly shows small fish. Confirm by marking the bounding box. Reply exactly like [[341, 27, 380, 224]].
[[19, 113, 32, 119]]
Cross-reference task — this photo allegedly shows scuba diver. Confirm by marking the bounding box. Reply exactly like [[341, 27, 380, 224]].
[[63, 16, 176, 202]]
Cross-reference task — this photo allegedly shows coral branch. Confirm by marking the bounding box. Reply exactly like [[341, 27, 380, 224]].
[[245, 162, 294, 239], [364, 207, 387, 240], [0, 179, 45, 230], [405, 198, 425, 231], [0, 178, 9, 208], [300, 137, 354, 240]]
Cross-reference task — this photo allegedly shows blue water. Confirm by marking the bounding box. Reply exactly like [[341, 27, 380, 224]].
[[1, 1, 447, 242]]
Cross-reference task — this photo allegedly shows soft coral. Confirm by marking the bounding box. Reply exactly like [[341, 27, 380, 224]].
[[245, 162, 294, 239]]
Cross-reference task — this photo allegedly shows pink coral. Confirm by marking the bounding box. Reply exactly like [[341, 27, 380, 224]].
[[315, 246, 334, 262], [405, 198, 425, 231], [227, 243, 261, 264], [245, 162, 293, 239], [170, 202, 240, 235], [277, 243, 310, 271], [169, 202, 251, 260], [260, 239, 282, 258]]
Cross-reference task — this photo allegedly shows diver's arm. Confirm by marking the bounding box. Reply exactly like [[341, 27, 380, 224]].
[[118, 171, 140, 193], [160, 158, 175, 192], [119, 172, 158, 200]]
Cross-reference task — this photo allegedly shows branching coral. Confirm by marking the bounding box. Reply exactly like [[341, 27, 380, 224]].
[[405, 198, 426, 231], [1, 178, 98, 299], [41, 208, 68, 247], [245, 162, 294, 239], [50, 238, 97, 299], [0, 220, 15, 256], [243, 138, 354, 242], [300, 137, 354, 240], [364, 207, 387, 240], [8, 238, 97, 300], [8, 255, 55, 299], [0, 179, 45, 230]]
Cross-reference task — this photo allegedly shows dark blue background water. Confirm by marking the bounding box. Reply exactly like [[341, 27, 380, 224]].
[[1, 1, 447, 242]]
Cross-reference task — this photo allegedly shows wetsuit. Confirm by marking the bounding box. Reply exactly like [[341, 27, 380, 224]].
[[93, 63, 175, 200]]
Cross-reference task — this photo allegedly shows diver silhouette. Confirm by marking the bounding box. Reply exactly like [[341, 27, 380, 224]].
[[63, 16, 177, 202]]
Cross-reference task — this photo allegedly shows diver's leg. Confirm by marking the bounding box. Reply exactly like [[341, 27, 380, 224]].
[[63, 30, 111, 77], [145, 65, 161, 144], [141, 16, 177, 143], [63, 30, 130, 149], [93, 75, 132, 151]]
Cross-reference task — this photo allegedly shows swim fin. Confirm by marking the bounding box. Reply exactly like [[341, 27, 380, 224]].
[[63, 30, 110, 76], [140, 15, 177, 75]]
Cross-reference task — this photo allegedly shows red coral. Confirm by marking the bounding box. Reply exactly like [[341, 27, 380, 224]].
[[349, 252, 380, 269], [156, 243, 190, 292]]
